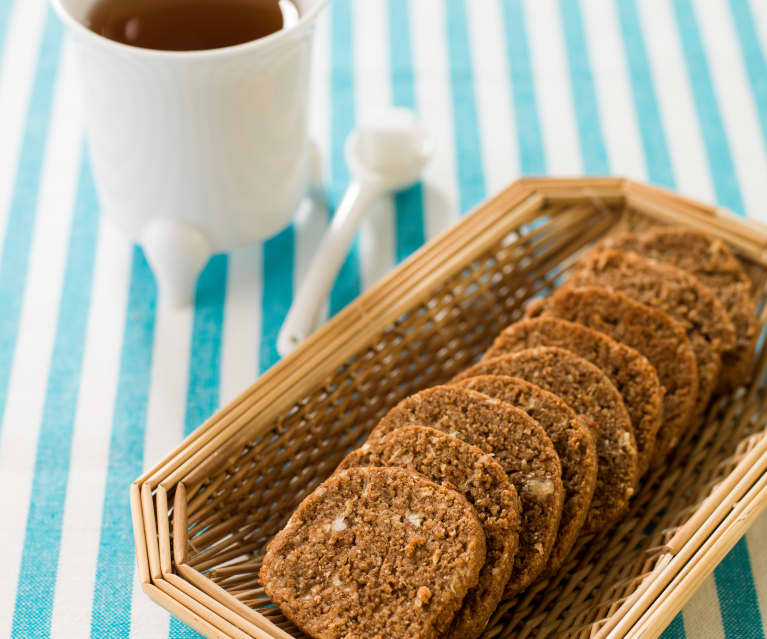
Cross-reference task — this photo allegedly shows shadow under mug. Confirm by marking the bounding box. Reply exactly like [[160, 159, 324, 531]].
[[51, 0, 327, 305]]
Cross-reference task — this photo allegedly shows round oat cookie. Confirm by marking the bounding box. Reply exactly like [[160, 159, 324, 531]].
[[485, 317, 663, 476], [569, 249, 736, 409], [260, 466, 486, 639], [454, 347, 637, 532], [369, 386, 564, 596], [338, 426, 521, 639], [452, 375, 597, 575], [600, 228, 757, 391]]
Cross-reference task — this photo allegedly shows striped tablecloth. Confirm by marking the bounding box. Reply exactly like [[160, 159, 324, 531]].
[[1, 0, 766, 637]]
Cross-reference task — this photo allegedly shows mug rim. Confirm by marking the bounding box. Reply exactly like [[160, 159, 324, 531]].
[[50, 0, 327, 59]]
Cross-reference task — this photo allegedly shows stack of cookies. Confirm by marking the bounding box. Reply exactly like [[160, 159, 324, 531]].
[[260, 227, 758, 639]]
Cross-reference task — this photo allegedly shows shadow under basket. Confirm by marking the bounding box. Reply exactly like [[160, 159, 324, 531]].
[[131, 178, 767, 639]]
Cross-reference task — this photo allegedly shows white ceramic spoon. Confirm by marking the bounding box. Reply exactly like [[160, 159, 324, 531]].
[[277, 108, 432, 357]]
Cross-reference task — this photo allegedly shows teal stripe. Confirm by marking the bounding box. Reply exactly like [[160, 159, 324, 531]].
[[328, 0, 360, 315], [168, 622, 204, 638], [89, 247, 157, 638], [661, 614, 687, 639], [558, 0, 609, 175], [260, 226, 294, 373], [389, 0, 424, 261], [714, 538, 765, 638], [445, 0, 485, 213], [169, 254, 228, 639], [0, 9, 62, 437], [672, 0, 744, 215], [728, 0, 767, 155], [615, 0, 675, 189], [11, 152, 99, 639], [500, 0, 546, 175], [393, 185, 424, 263], [168, 619, 204, 638], [182, 255, 228, 438]]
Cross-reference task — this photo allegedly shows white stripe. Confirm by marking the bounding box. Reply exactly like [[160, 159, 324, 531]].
[[636, 0, 714, 203], [695, 0, 767, 220], [294, 7, 329, 329], [354, 0, 395, 291], [49, 221, 132, 639], [465, 0, 519, 193], [580, 0, 646, 180], [128, 300, 195, 639], [409, 0, 460, 238], [294, 198, 329, 332], [0, 38, 82, 638], [0, 0, 48, 253], [524, 0, 581, 176], [220, 245, 261, 406], [309, 7, 330, 185], [681, 574, 726, 639]]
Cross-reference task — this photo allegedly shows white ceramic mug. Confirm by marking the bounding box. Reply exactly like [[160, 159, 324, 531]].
[[52, 0, 326, 305]]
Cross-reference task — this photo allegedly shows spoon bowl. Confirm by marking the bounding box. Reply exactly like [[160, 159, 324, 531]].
[[346, 108, 433, 189]]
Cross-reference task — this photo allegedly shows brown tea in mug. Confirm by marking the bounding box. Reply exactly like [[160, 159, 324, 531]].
[[86, 0, 295, 51]]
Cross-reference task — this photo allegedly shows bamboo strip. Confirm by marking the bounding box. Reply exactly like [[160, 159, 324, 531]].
[[153, 576, 251, 639], [514, 176, 625, 192], [542, 187, 626, 207], [141, 582, 231, 639], [165, 572, 276, 639], [157, 486, 172, 576], [142, 482, 162, 580], [596, 434, 767, 638], [177, 563, 297, 639], [626, 471, 767, 639], [130, 482, 151, 585], [665, 421, 767, 552], [174, 482, 188, 565], [187, 472, 229, 516]]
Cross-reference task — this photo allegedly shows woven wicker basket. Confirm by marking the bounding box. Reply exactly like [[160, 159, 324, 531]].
[[131, 177, 767, 639]]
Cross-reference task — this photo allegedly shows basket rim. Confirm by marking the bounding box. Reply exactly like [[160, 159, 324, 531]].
[[131, 177, 767, 639]]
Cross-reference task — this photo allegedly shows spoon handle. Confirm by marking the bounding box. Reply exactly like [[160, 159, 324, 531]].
[[277, 181, 380, 357]]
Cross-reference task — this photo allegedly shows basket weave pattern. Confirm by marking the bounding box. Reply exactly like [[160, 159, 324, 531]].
[[132, 179, 767, 639]]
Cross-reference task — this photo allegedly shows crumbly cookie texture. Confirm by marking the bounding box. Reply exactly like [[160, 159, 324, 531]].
[[454, 347, 637, 533], [569, 248, 735, 410], [485, 317, 663, 477], [260, 466, 486, 639], [369, 386, 563, 596], [599, 227, 757, 391], [338, 426, 521, 639], [527, 286, 698, 461], [453, 375, 597, 575]]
